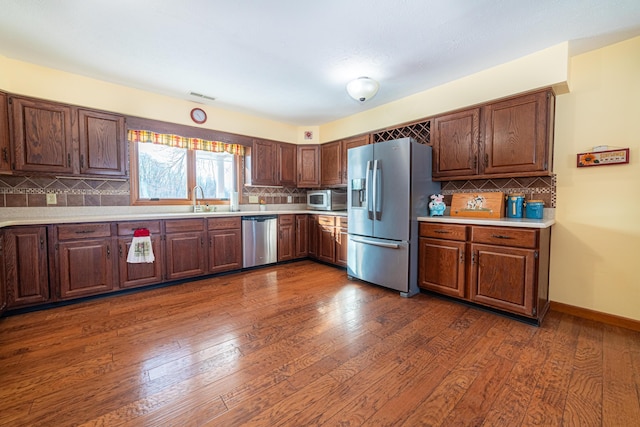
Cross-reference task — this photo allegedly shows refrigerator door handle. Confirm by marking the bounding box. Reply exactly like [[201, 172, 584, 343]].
[[350, 237, 400, 249], [366, 160, 373, 220], [374, 160, 382, 220]]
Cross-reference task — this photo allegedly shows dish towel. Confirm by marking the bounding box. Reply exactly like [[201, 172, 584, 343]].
[[127, 228, 155, 263]]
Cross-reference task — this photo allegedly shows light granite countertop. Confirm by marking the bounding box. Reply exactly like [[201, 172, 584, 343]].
[[417, 213, 555, 229]]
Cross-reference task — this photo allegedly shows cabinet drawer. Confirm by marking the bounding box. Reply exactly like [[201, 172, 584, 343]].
[[164, 219, 205, 234], [117, 221, 162, 236], [419, 223, 467, 241], [278, 214, 294, 226], [471, 226, 537, 249], [318, 215, 335, 226], [208, 217, 241, 230], [336, 216, 348, 228], [57, 223, 112, 240]]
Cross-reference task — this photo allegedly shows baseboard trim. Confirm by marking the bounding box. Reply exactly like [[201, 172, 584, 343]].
[[550, 301, 640, 332]]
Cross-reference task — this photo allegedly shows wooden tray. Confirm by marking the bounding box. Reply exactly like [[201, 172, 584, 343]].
[[451, 192, 504, 218]]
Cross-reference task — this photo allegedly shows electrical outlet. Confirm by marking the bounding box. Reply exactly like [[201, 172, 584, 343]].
[[249, 196, 259, 204], [287, 195, 292, 203], [46, 193, 57, 205]]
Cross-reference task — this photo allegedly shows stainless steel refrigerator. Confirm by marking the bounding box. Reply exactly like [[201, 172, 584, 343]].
[[347, 137, 440, 296]]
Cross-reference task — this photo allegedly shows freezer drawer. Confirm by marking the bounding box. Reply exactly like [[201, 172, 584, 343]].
[[347, 234, 410, 293]]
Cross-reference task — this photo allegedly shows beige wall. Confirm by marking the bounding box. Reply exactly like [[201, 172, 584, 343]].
[[551, 36, 640, 321]]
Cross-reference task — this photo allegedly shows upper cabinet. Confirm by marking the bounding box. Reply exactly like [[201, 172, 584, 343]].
[[432, 89, 554, 181], [297, 144, 320, 188], [9, 95, 128, 178], [78, 109, 127, 176], [0, 92, 11, 173], [321, 134, 369, 187], [250, 139, 297, 187]]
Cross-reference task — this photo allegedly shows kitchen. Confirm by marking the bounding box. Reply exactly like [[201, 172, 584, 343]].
[[1, 1, 640, 425]]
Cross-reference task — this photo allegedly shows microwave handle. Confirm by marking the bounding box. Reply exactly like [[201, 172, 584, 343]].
[[366, 160, 373, 220]]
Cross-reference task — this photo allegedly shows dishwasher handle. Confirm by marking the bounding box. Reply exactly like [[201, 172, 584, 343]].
[[242, 215, 278, 222]]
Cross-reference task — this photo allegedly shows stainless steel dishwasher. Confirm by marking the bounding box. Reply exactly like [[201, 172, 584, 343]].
[[242, 215, 278, 268]]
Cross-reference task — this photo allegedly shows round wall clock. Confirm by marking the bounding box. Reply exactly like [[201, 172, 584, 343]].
[[190, 107, 207, 124]]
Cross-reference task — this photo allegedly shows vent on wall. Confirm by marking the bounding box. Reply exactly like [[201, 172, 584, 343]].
[[189, 92, 216, 101]]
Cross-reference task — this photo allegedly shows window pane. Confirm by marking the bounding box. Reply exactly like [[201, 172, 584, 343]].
[[196, 150, 234, 199], [137, 143, 188, 199]]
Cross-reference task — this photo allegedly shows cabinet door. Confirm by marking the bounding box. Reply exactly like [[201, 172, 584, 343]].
[[418, 237, 466, 298], [470, 243, 535, 316], [335, 225, 348, 267], [208, 229, 242, 273], [118, 236, 163, 288], [297, 145, 320, 188], [277, 142, 297, 187], [294, 214, 308, 258], [321, 141, 342, 186], [482, 90, 551, 175], [0, 234, 5, 314], [341, 135, 369, 184], [251, 139, 276, 185], [0, 92, 10, 173], [432, 108, 480, 179], [318, 226, 335, 264], [278, 222, 295, 262], [10, 97, 74, 174], [78, 109, 127, 177], [58, 238, 116, 299], [165, 232, 207, 280], [4, 227, 49, 308], [308, 215, 319, 258]]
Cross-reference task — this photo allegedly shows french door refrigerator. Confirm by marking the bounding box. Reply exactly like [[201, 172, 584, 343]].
[[347, 137, 440, 296]]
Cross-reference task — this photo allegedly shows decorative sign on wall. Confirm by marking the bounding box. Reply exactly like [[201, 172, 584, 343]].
[[577, 148, 629, 167]]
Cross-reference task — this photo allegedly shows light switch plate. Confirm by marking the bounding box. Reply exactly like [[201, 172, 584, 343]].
[[46, 193, 57, 205], [287, 196, 292, 203], [249, 196, 259, 204]]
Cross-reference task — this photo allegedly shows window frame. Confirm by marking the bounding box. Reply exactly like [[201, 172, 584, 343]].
[[129, 141, 242, 206]]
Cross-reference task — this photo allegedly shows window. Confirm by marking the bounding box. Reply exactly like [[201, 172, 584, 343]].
[[129, 130, 244, 206]]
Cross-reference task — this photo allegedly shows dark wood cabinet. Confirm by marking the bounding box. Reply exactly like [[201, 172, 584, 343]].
[[322, 135, 370, 187], [321, 141, 342, 186], [251, 139, 276, 186], [308, 215, 319, 258], [277, 142, 297, 187], [317, 215, 336, 264], [335, 216, 348, 267], [10, 96, 74, 174], [164, 219, 207, 280], [207, 217, 242, 273], [277, 215, 295, 262], [297, 145, 320, 188], [432, 108, 480, 179], [116, 221, 163, 289], [55, 223, 117, 300], [432, 89, 554, 180], [78, 109, 127, 177], [294, 214, 308, 258], [0, 234, 5, 315], [418, 221, 551, 323], [0, 92, 10, 173], [3, 226, 49, 308]]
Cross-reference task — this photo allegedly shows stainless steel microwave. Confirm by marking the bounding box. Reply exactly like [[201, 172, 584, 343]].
[[307, 189, 347, 211]]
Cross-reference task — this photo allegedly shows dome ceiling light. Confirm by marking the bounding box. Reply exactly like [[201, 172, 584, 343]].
[[346, 77, 379, 103]]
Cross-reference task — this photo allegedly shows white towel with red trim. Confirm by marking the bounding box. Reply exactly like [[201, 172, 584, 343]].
[[127, 228, 155, 263]]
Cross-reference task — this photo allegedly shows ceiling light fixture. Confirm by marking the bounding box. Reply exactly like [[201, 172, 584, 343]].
[[346, 77, 379, 103]]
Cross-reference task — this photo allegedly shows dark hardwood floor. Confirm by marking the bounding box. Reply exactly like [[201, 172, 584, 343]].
[[1, 260, 639, 426]]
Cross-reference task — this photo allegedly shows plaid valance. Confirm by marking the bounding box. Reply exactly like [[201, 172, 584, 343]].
[[128, 130, 245, 156]]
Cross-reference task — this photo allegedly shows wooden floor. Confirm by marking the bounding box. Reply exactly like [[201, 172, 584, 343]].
[[1, 261, 639, 426]]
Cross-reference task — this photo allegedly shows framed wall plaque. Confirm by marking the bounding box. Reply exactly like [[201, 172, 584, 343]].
[[577, 148, 629, 167]]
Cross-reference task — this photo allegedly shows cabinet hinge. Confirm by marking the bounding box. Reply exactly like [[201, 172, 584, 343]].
[[8, 97, 12, 104], [55, 243, 59, 250], [544, 161, 548, 170], [534, 251, 539, 259]]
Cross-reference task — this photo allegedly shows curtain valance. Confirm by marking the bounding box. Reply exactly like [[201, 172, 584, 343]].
[[128, 130, 245, 156]]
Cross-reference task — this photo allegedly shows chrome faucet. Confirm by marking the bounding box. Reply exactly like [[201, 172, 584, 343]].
[[192, 185, 204, 212]]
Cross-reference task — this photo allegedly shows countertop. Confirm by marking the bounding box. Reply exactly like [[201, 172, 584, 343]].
[[0, 206, 347, 228], [418, 214, 555, 229]]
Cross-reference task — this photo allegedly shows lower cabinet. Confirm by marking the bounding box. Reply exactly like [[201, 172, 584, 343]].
[[277, 215, 295, 262], [54, 223, 117, 300], [335, 217, 348, 267], [207, 217, 242, 273], [309, 215, 348, 267], [164, 219, 207, 280], [308, 215, 318, 258], [0, 233, 6, 315], [317, 216, 336, 264], [4, 226, 50, 308], [418, 222, 551, 323], [117, 220, 163, 289], [294, 214, 308, 258]]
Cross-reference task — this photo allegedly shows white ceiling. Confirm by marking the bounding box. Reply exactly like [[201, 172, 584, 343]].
[[1, 0, 640, 126]]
